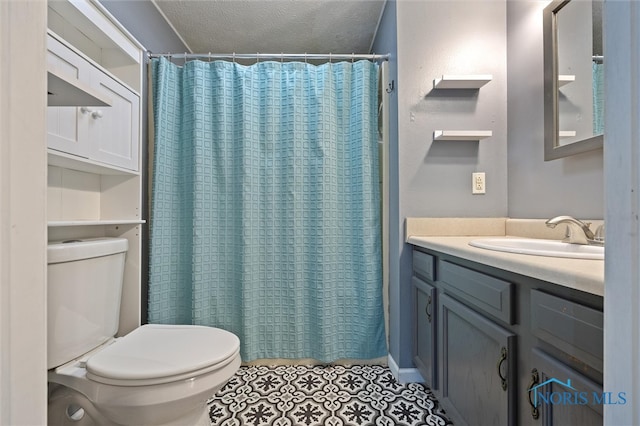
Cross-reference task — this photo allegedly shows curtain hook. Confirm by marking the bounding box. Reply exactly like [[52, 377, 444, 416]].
[[352, 53, 355, 63], [232, 52, 236, 63], [305, 53, 307, 64], [281, 52, 284, 63], [256, 52, 259, 63], [329, 52, 332, 64], [208, 52, 212, 62], [184, 52, 187, 64]]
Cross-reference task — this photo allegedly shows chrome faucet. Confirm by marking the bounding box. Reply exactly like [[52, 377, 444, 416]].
[[545, 215, 604, 246]]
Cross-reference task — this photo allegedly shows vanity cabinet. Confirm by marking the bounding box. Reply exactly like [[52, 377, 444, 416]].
[[412, 251, 437, 389], [528, 349, 603, 425], [441, 294, 516, 426], [413, 277, 437, 389], [411, 246, 604, 426]]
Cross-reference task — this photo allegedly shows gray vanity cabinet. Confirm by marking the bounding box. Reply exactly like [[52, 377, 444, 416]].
[[528, 289, 604, 426], [440, 294, 517, 426], [528, 349, 603, 425], [412, 250, 438, 390], [413, 277, 437, 389], [410, 245, 604, 426]]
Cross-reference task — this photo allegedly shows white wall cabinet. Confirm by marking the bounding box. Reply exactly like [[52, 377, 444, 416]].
[[86, 67, 139, 170], [47, 35, 93, 158], [47, 33, 139, 172], [46, 0, 144, 336]]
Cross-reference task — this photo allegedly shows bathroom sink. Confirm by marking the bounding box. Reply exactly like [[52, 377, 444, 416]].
[[469, 237, 604, 260]]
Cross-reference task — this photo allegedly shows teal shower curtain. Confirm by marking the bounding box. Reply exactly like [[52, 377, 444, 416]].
[[149, 57, 386, 362]]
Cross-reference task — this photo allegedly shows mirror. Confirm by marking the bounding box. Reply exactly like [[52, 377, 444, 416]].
[[543, 0, 604, 161]]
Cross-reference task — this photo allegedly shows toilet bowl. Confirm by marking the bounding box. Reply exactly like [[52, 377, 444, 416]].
[[47, 238, 241, 426]]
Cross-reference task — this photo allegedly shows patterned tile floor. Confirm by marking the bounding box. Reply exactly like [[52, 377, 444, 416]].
[[207, 364, 452, 426]]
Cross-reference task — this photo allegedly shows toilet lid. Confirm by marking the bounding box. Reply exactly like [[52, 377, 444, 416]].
[[85, 324, 240, 383]]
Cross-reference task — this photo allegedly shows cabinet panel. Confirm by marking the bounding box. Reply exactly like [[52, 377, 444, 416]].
[[413, 250, 435, 281], [87, 68, 139, 170], [529, 349, 603, 425], [47, 35, 90, 157], [441, 294, 516, 426], [440, 260, 514, 324], [531, 289, 603, 373], [413, 277, 437, 389]]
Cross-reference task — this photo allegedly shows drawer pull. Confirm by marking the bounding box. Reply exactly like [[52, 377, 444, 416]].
[[497, 346, 508, 391], [528, 368, 540, 420], [425, 295, 432, 323], [81, 107, 103, 119]]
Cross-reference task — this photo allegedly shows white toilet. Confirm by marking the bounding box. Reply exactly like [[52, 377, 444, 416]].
[[47, 238, 241, 426]]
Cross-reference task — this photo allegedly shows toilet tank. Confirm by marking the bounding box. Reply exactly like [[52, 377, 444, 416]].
[[47, 238, 128, 369]]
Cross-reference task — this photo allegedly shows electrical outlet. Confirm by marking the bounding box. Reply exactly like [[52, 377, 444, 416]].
[[472, 172, 486, 194]]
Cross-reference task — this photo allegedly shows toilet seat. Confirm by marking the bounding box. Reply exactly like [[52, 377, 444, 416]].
[[85, 324, 240, 387]]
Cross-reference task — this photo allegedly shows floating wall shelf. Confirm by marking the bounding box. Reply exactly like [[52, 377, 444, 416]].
[[433, 130, 493, 141], [558, 75, 575, 87], [433, 74, 493, 89]]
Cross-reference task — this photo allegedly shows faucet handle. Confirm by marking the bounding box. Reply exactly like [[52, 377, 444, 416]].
[[594, 224, 605, 242]]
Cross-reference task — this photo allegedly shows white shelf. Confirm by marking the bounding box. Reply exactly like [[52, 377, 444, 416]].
[[433, 130, 493, 141], [558, 75, 575, 87], [48, 149, 139, 176], [433, 75, 492, 89], [48, 219, 145, 227], [559, 130, 577, 138]]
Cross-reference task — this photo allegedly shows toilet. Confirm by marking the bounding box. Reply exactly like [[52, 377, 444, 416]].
[[47, 238, 241, 426]]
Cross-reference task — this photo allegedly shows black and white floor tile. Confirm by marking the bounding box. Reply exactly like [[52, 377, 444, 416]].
[[207, 364, 452, 426]]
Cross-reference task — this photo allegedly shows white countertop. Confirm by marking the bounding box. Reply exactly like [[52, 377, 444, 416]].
[[407, 235, 604, 297]]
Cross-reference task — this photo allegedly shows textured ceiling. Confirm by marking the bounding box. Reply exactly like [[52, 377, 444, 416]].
[[152, 0, 386, 55]]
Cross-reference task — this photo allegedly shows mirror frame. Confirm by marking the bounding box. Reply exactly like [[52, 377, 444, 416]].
[[543, 0, 603, 161]]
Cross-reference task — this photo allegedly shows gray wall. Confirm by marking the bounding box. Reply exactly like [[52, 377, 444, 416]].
[[396, 0, 508, 218], [506, 1, 604, 219], [374, 0, 509, 369]]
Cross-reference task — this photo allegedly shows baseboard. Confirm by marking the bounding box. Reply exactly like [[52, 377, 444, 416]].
[[387, 354, 424, 384]]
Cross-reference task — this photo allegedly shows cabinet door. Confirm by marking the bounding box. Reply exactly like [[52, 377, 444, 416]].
[[413, 277, 437, 389], [528, 349, 603, 426], [46, 36, 91, 157], [440, 294, 517, 426], [86, 68, 139, 171]]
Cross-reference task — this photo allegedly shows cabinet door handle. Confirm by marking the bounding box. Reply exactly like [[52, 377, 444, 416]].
[[528, 368, 540, 420], [497, 346, 508, 391], [80, 107, 103, 119], [425, 295, 432, 323]]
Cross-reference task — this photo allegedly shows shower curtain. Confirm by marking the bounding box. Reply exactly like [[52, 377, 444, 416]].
[[148, 57, 386, 362]]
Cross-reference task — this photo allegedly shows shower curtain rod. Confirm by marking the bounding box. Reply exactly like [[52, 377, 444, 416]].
[[147, 52, 389, 62]]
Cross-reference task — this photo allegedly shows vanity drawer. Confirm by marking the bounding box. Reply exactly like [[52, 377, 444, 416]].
[[413, 250, 435, 281], [439, 260, 514, 325], [531, 289, 603, 373]]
